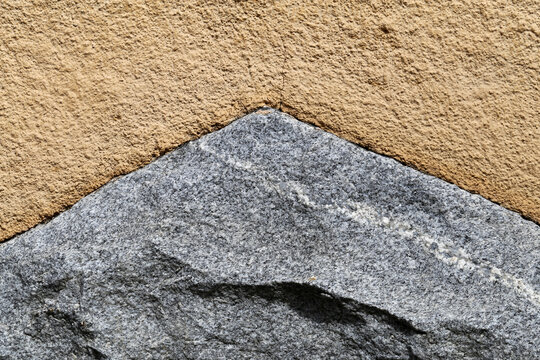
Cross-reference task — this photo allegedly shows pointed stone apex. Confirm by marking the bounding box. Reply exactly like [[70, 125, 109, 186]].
[[1, 111, 538, 358]]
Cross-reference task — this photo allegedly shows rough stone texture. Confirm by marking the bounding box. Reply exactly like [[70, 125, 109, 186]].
[[1, 110, 538, 359], [1, 1, 539, 242]]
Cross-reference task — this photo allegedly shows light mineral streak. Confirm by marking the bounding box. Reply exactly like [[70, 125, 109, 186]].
[[199, 139, 540, 306]]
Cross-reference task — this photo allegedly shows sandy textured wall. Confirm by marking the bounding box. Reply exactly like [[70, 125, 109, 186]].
[[1, 0, 538, 241]]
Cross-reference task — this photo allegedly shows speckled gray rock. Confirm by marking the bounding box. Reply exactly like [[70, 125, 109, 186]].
[[0, 109, 539, 359]]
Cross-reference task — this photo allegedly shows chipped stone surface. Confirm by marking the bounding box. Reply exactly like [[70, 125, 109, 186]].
[[1, 1, 539, 241], [1, 110, 539, 359]]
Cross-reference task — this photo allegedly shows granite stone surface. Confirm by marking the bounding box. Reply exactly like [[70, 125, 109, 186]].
[[0, 109, 539, 359], [3, 1, 540, 243]]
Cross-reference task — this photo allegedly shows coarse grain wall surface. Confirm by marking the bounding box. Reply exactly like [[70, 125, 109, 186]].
[[1, 0, 539, 241]]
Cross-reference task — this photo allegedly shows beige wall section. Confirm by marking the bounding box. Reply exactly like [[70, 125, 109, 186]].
[[0, 1, 538, 241]]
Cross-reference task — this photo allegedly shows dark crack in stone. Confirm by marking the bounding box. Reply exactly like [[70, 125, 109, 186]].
[[0, 109, 539, 359]]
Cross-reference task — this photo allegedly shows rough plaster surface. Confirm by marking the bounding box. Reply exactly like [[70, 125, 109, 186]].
[[0, 1, 539, 241], [1, 111, 539, 358]]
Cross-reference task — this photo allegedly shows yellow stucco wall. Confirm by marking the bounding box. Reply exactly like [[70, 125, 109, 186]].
[[1, 0, 538, 241]]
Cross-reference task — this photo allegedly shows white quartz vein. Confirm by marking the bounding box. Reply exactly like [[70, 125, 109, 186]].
[[198, 139, 540, 307]]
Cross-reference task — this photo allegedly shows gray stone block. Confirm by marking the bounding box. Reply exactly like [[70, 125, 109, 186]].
[[0, 109, 538, 359]]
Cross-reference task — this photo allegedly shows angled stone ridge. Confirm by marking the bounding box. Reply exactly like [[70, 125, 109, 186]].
[[0, 109, 538, 359], [2, 1, 540, 243]]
